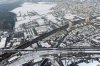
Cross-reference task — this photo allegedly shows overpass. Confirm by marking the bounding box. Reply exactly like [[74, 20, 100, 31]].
[[0, 23, 69, 63], [4, 47, 100, 66], [0, 15, 100, 66]]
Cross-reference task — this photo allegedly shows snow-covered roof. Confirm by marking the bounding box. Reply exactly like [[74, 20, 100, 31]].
[[15, 15, 41, 29], [46, 14, 56, 20], [36, 18, 45, 26], [92, 37, 100, 43], [34, 58, 42, 63], [39, 41, 51, 47], [64, 13, 85, 22], [0, 38, 6, 48], [15, 20, 31, 28], [46, 14, 58, 23], [8, 56, 19, 62], [96, 17, 100, 20], [64, 14, 76, 20], [35, 26, 52, 34]]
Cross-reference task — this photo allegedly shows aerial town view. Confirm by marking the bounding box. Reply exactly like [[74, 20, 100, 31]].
[[0, 0, 100, 66]]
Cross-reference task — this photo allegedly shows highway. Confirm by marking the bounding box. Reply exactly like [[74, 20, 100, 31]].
[[2, 47, 100, 52], [6, 48, 100, 66], [0, 15, 100, 66], [0, 23, 69, 62]]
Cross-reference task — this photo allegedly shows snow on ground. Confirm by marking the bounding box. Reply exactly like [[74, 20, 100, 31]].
[[46, 14, 58, 23], [15, 15, 41, 28], [78, 61, 100, 66], [16, 15, 40, 21], [11, 2, 57, 30], [34, 58, 42, 63], [11, 2, 57, 16], [63, 60, 100, 66], [15, 20, 30, 27]]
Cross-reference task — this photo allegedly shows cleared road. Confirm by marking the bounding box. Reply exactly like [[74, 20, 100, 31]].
[[6, 48, 100, 66]]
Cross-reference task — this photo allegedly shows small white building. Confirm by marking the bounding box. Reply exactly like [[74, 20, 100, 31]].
[[35, 26, 52, 35], [96, 17, 100, 20], [0, 37, 7, 48], [36, 18, 45, 26]]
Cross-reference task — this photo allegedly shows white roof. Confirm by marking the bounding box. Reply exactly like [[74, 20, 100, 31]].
[[96, 17, 100, 20], [35, 26, 51, 33], [0, 38, 6, 48], [8, 56, 18, 62], [39, 41, 51, 47], [46, 14, 58, 23], [34, 58, 42, 63], [15, 20, 30, 28], [64, 14, 76, 20], [36, 18, 45, 26], [46, 14, 56, 20]]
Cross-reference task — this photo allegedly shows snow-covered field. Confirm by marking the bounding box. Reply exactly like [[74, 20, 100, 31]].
[[11, 2, 57, 30], [11, 2, 56, 15], [8, 2, 100, 66]]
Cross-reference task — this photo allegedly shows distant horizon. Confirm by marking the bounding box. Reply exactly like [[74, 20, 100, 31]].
[[0, 0, 100, 4]]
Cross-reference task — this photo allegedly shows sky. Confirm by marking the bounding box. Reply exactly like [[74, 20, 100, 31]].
[[0, 0, 20, 4]]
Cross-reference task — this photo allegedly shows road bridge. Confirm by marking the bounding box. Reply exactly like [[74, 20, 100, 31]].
[[4, 48, 100, 66], [0, 23, 69, 63]]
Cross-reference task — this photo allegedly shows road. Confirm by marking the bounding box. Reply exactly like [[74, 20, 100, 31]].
[[0, 13, 99, 65], [6, 48, 100, 66], [0, 23, 69, 62]]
